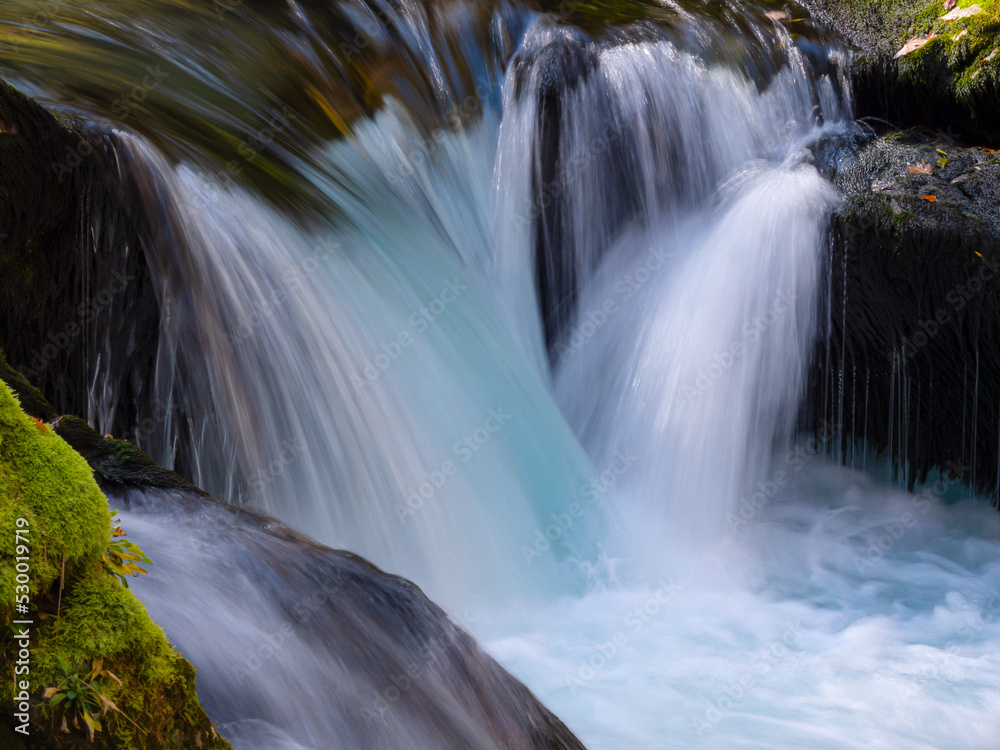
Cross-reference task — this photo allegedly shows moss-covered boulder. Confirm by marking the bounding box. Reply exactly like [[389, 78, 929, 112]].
[[809, 0, 1000, 140], [0, 380, 230, 749], [808, 131, 1000, 497]]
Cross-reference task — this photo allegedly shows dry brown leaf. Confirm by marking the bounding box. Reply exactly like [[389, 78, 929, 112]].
[[941, 4, 982, 21], [944, 0, 958, 9], [921, 195, 938, 203], [894, 34, 938, 58], [907, 162, 934, 174]]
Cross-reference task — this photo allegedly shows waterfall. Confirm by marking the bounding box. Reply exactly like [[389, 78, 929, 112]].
[[4, 0, 999, 747], [81, 8, 850, 602]]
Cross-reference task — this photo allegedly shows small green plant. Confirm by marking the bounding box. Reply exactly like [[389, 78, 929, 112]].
[[42, 657, 124, 740], [100, 510, 152, 587]]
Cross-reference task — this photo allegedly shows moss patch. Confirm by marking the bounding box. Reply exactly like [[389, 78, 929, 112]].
[[0, 381, 229, 749], [0, 382, 108, 612], [898, 0, 1000, 114], [810, 0, 1000, 139]]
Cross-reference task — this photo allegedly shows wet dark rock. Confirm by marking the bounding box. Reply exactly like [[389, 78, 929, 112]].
[[808, 132, 1000, 499], [114, 485, 587, 750], [0, 80, 162, 439]]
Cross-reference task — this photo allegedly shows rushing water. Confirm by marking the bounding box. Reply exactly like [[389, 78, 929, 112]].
[[3, 0, 999, 747]]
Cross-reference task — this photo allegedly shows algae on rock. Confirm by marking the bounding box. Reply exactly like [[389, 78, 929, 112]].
[[0, 380, 230, 750], [808, 0, 1000, 139]]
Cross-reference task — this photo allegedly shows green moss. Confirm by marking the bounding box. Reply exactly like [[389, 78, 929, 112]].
[[52, 415, 197, 492], [0, 380, 108, 614], [814, 0, 1000, 136], [893, 0, 1000, 126], [0, 381, 230, 749]]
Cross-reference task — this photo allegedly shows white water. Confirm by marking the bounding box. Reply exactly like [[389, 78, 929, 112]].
[[26, 3, 999, 747], [477, 463, 1000, 748]]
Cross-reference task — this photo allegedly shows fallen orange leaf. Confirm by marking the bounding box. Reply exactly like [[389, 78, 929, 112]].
[[907, 163, 934, 174], [920, 195, 938, 203], [944, 0, 957, 8], [31, 417, 49, 431], [894, 33, 938, 59]]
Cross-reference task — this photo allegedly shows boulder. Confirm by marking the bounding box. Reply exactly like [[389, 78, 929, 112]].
[[809, 131, 1000, 497]]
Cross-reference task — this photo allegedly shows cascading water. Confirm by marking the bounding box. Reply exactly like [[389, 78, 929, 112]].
[[3, 0, 999, 747]]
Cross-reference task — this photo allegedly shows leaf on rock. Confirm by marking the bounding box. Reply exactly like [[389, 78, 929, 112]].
[[941, 4, 982, 21], [907, 162, 934, 174], [920, 195, 938, 203], [894, 34, 938, 58]]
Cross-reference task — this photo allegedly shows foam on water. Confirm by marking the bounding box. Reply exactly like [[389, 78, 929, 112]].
[[474, 463, 1000, 748]]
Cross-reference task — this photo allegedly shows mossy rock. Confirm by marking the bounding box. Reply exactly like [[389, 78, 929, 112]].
[[810, 0, 1000, 140], [0, 381, 230, 749], [0, 347, 194, 493]]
